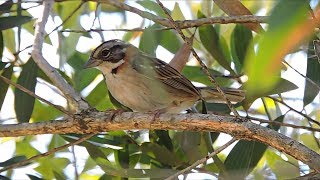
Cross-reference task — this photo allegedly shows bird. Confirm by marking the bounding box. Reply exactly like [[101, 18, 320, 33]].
[[84, 39, 245, 113]]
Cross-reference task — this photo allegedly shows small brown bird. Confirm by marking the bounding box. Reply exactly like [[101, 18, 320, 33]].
[[84, 39, 244, 113]]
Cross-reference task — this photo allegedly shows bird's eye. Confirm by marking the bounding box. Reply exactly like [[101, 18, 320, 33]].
[[101, 49, 110, 57]]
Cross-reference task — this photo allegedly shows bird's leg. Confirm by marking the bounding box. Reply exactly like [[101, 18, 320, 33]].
[[106, 109, 125, 122]]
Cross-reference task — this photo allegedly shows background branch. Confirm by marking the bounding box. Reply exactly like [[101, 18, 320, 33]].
[[31, 0, 89, 112]]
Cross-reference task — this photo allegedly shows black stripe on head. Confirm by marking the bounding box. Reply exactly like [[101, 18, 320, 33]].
[[91, 39, 128, 63]]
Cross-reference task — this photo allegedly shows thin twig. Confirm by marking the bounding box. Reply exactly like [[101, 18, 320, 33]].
[[31, 0, 89, 112], [267, 96, 320, 127], [165, 138, 237, 180], [248, 116, 320, 132], [48, 1, 85, 36], [0, 134, 94, 173], [283, 60, 320, 91], [156, 0, 240, 117], [0, 75, 71, 116], [71, 145, 79, 180]]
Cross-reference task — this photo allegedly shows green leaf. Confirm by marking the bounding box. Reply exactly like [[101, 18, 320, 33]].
[[35, 158, 69, 180], [26, 174, 43, 180], [0, 1, 13, 14], [85, 81, 114, 111], [115, 145, 129, 168], [159, 30, 181, 53], [223, 115, 284, 178], [245, 1, 309, 97], [231, 24, 253, 73], [53, 2, 83, 29], [172, 131, 207, 163], [14, 58, 38, 123], [243, 78, 298, 107], [197, 11, 235, 75], [0, 31, 3, 59], [141, 142, 181, 166], [182, 66, 232, 87], [2, 29, 15, 52], [304, 40, 320, 106], [139, 25, 159, 56], [31, 100, 62, 122], [0, 65, 13, 111], [0, 16, 32, 30], [155, 130, 173, 151], [136, 0, 170, 18], [0, 155, 27, 167]]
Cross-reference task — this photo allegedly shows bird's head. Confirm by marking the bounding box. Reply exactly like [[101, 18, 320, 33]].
[[84, 39, 130, 70]]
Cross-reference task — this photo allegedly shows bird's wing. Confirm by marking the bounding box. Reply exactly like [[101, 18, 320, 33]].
[[132, 53, 200, 97]]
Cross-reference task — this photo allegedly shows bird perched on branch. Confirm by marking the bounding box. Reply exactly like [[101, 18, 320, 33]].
[[84, 39, 244, 113]]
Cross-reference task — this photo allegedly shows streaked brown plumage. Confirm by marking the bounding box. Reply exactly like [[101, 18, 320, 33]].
[[84, 39, 245, 113]]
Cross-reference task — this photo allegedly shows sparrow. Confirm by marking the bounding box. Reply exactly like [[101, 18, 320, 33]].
[[84, 39, 245, 113]]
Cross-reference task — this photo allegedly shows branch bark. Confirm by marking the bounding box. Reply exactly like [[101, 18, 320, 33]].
[[0, 111, 319, 172], [31, 0, 89, 112]]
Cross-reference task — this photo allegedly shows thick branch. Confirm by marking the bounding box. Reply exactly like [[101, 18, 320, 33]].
[[0, 111, 319, 171], [31, 0, 89, 112]]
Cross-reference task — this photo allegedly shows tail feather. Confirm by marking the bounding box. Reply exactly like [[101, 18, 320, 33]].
[[199, 87, 245, 104]]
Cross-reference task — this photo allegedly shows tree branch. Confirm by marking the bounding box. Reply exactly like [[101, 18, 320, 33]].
[[97, 0, 268, 29], [31, 0, 89, 112], [0, 111, 319, 172]]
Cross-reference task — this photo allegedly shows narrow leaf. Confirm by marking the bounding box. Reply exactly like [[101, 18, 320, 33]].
[[14, 58, 38, 123], [0, 65, 13, 110], [139, 25, 159, 56], [0, 16, 32, 30], [304, 40, 320, 106], [0, 0, 13, 14], [230, 24, 253, 73], [213, 0, 263, 33], [223, 115, 284, 178], [0, 155, 27, 167], [197, 11, 235, 75]]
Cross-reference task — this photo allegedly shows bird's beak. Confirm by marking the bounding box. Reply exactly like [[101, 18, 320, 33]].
[[83, 57, 102, 69]]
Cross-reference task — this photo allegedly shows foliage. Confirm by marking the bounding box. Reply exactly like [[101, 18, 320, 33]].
[[0, 0, 319, 179]]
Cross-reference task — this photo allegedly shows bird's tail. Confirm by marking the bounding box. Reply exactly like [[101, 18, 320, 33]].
[[199, 87, 245, 104]]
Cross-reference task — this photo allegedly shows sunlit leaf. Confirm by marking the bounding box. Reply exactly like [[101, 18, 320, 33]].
[[0, 16, 32, 30], [245, 1, 309, 98], [14, 58, 38, 123], [31, 100, 62, 122], [35, 158, 69, 180], [85, 81, 113, 111], [243, 78, 298, 109], [136, 0, 170, 18]]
